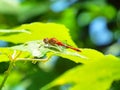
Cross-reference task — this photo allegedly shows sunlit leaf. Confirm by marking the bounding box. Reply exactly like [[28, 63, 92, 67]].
[[55, 48, 104, 63], [0, 39, 104, 64], [41, 55, 120, 90], [0, 47, 30, 62], [11, 40, 104, 64], [0, 23, 105, 64], [0, 22, 76, 47]]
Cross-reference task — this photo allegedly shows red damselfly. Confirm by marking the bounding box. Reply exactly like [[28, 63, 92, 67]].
[[43, 38, 81, 52]]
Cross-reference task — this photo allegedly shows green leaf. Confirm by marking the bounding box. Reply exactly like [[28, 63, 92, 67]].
[[0, 40, 51, 62], [10, 40, 88, 63], [0, 22, 80, 62], [0, 22, 104, 63], [54, 48, 104, 63], [0, 48, 11, 62], [0, 22, 76, 46], [0, 47, 30, 62], [41, 55, 120, 90], [0, 39, 104, 63]]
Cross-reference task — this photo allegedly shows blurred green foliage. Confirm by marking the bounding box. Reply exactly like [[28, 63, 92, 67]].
[[0, 0, 120, 90]]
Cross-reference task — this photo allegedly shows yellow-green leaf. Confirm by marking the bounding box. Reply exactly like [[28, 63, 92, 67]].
[[55, 48, 104, 63], [0, 22, 76, 47], [41, 55, 120, 90]]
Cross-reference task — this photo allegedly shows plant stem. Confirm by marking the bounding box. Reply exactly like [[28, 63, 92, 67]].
[[0, 50, 20, 90], [0, 61, 14, 90]]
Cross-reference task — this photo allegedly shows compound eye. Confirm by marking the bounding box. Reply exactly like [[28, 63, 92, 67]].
[[43, 38, 49, 44]]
